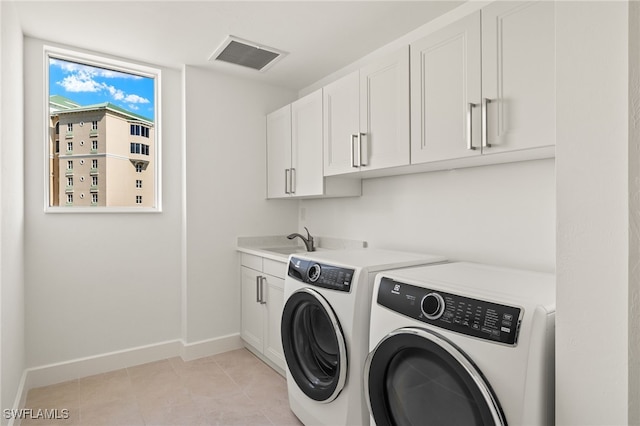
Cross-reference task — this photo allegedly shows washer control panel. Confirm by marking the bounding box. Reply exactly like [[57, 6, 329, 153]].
[[288, 257, 355, 293], [377, 277, 522, 346]]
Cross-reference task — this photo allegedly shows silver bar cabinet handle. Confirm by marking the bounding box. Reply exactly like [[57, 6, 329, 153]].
[[467, 103, 477, 150], [256, 276, 261, 303], [359, 133, 367, 166], [259, 276, 267, 304], [482, 98, 491, 148], [284, 169, 290, 194], [290, 168, 296, 194], [350, 134, 358, 168]]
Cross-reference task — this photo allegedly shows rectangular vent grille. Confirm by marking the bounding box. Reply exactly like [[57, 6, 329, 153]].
[[210, 36, 286, 72]]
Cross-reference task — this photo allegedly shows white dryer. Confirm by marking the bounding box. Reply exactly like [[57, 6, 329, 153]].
[[365, 262, 555, 426], [281, 249, 446, 426]]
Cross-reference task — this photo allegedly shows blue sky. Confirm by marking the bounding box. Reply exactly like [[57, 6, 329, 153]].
[[49, 58, 155, 121]]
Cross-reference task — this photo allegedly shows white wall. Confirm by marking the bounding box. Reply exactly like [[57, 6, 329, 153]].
[[183, 65, 298, 344], [301, 148, 555, 273], [23, 38, 183, 367], [0, 1, 26, 421], [556, 2, 631, 424]]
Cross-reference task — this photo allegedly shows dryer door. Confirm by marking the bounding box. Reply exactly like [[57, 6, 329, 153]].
[[365, 327, 506, 426], [281, 287, 347, 403]]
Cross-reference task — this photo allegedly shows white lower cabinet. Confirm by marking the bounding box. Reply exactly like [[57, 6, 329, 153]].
[[240, 253, 286, 372]]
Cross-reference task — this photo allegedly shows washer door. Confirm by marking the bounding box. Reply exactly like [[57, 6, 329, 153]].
[[365, 327, 506, 426], [281, 287, 347, 403]]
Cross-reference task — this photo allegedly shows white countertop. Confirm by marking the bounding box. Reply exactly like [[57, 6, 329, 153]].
[[237, 235, 367, 262]]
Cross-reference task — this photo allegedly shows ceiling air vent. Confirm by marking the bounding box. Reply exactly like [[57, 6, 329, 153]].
[[209, 36, 287, 72]]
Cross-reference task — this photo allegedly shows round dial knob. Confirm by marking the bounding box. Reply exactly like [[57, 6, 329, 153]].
[[421, 292, 445, 320], [308, 264, 321, 283]]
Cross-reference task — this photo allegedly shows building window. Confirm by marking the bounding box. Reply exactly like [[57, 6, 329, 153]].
[[67, 177, 73, 186], [136, 195, 142, 204], [46, 47, 160, 211], [55, 141, 59, 153], [67, 194, 73, 204], [55, 122, 60, 135], [91, 193, 98, 204]]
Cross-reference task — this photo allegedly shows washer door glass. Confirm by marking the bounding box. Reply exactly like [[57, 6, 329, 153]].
[[281, 288, 347, 403], [365, 327, 506, 426]]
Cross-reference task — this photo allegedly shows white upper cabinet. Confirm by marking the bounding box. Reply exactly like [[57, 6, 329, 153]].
[[411, 1, 555, 164], [324, 46, 410, 176], [267, 89, 361, 199], [410, 12, 482, 163], [291, 89, 324, 197], [481, 1, 555, 153], [266, 104, 291, 198], [323, 71, 360, 175]]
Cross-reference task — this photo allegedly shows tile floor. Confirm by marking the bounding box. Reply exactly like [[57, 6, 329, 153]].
[[22, 349, 302, 426]]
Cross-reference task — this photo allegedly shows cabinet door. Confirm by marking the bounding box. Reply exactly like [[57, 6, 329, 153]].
[[323, 70, 360, 176], [481, 1, 555, 152], [360, 46, 410, 170], [291, 89, 324, 197], [263, 274, 286, 371], [241, 267, 264, 350], [266, 104, 292, 198], [410, 12, 482, 164]]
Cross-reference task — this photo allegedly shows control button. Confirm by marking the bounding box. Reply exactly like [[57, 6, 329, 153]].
[[308, 264, 321, 283], [503, 313, 513, 321], [421, 292, 445, 320]]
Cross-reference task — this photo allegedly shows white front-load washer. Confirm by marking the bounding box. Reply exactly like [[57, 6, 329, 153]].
[[365, 262, 555, 426], [281, 249, 447, 426]]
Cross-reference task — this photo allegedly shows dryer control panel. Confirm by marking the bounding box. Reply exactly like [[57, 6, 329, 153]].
[[288, 257, 355, 293], [377, 277, 522, 346]]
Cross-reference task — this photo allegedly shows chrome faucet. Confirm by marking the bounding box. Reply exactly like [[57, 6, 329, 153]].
[[287, 227, 315, 252]]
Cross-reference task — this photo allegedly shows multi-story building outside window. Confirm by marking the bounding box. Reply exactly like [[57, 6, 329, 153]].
[[49, 95, 154, 207]]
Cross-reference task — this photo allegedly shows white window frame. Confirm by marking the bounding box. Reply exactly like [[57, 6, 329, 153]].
[[44, 45, 162, 213]]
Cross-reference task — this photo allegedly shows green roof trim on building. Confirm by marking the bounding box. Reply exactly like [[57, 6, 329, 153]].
[[49, 96, 154, 125], [49, 95, 81, 111]]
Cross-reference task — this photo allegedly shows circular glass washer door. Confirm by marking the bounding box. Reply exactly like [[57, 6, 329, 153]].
[[281, 287, 348, 403], [365, 327, 506, 426]]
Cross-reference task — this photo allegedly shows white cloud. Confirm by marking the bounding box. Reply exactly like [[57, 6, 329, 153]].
[[123, 94, 150, 104], [50, 58, 141, 80], [58, 73, 103, 93]]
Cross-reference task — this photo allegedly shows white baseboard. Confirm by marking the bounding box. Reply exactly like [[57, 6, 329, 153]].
[[180, 333, 243, 362], [10, 333, 244, 425]]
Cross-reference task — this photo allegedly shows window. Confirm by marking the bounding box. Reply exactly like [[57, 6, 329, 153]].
[[46, 46, 160, 211], [55, 122, 60, 135], [67, 194, 73, 204], [67, 177, 73, 186], [55, 141, 59, 153]]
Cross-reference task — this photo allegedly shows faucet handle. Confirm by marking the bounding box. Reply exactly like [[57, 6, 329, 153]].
[[304, 227, 312, 239]]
